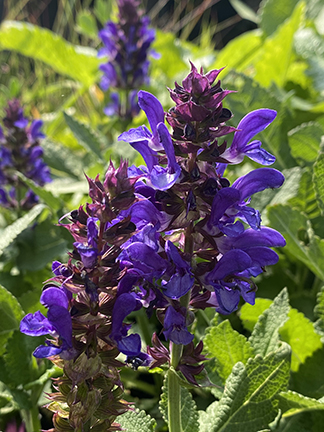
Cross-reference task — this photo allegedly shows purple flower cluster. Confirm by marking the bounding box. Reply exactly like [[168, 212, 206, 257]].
[[98, 0, 157, 119], [0, 100, 51, 209], [20, 64, 285, 398]]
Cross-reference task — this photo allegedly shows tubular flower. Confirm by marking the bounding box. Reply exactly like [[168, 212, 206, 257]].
[[0, 99, 51, 209]]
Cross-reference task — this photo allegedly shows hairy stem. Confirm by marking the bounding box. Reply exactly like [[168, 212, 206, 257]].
[[168, 344, 183, 432]]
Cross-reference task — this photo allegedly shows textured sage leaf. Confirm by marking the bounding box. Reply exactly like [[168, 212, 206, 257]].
[[250, 288, 290, 357], [0, 204, 45, 256], [42, 139, 84, 179], [240, 298, 272, 332], [279, 390, 324, 417], [63, 112, 104, 162], [2, 330, 43, 386], [0, 285, 25, 357], [0, 21, 99, 86], [280, 309, 322, 372], [288, 122, 323, 164], [268, 205, 324, 280], [159, 372, 199, 432], [118, 409, 156, 432], [314, 286, 324, 339], [313, 152, 324, 215], [199, 343, 291, 432], [204, 319, 254, 382], [288, 168, 321, 220], [253, 2, 305, 88], [16, 172, 62, 211]]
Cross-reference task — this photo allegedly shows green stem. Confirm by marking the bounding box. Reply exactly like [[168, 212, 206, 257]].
[[168, 344, 183, 432], [136, 307, 152, 346], [21, 407, 41, 432]]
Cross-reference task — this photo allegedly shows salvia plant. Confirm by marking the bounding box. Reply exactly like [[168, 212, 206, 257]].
[[98, 0, 157, 120], [20, 62, 287, 431], [0, 99, 51, 211]]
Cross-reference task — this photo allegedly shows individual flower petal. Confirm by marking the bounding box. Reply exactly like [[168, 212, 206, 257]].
[[138, 90, 165, 135], [20, 311, 55, 336], [232, 168, 285, 201], [163, 306, 194, 345], [223, 109, 277, 165]]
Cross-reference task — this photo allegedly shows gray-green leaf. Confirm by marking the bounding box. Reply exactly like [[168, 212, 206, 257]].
[[118, 409, 156, 432], [63, 112, 105, 162], [250, 288, 290, 357], [199, 343, 291, 432], [204, 319, 254, 382], [0, 204, 45, 256]]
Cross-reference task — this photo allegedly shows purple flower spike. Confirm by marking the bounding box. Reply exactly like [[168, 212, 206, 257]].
[[222, 109, 277, 165], [163, 306, 194, 345]]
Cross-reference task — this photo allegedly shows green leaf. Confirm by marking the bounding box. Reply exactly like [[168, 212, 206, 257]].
[[313, 152, 324, 215], [151, 30, 187, 79], [75, 10, 98, 37], [213, 30, 262, 77], [0, 21, 99, 86], [204, 319, 254, 382], [278, 390, 324, 417], [291, 346, 324, 399], [15, 219, 70, 271], [268, 205, 324, 280], [240, 298, 273, 332], [0, 204, 45, 256], [314, 286, 324, 338], [259, 0, 300, 36], [42, 139, 84, 179], [199, 343, 291, 432], [118, 409, 156, 432], [159, 372, 199, 432], [250, 288, 290, 357], [0, 285, 25, 356], [16, 172, 62, 211], [280, 309, 322, 372], [228, 0, 260, 23], [2, 330, 43, 386], [94, 0, 113, 25], [63, 112, 104, 162], [288, 122, 323, 165], [276, 410, 324, 432], [253, 2, 305, 88], [287, 168, 321, 220]]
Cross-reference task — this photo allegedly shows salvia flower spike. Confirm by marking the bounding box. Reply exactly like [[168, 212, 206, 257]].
[[20, 63, 285, 430]]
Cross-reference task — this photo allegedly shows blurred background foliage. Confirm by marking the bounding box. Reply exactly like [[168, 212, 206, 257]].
[[0, 0, 324, 430]]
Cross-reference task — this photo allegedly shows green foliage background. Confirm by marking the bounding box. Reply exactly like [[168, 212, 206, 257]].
[[1, 0, 324, 430]]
